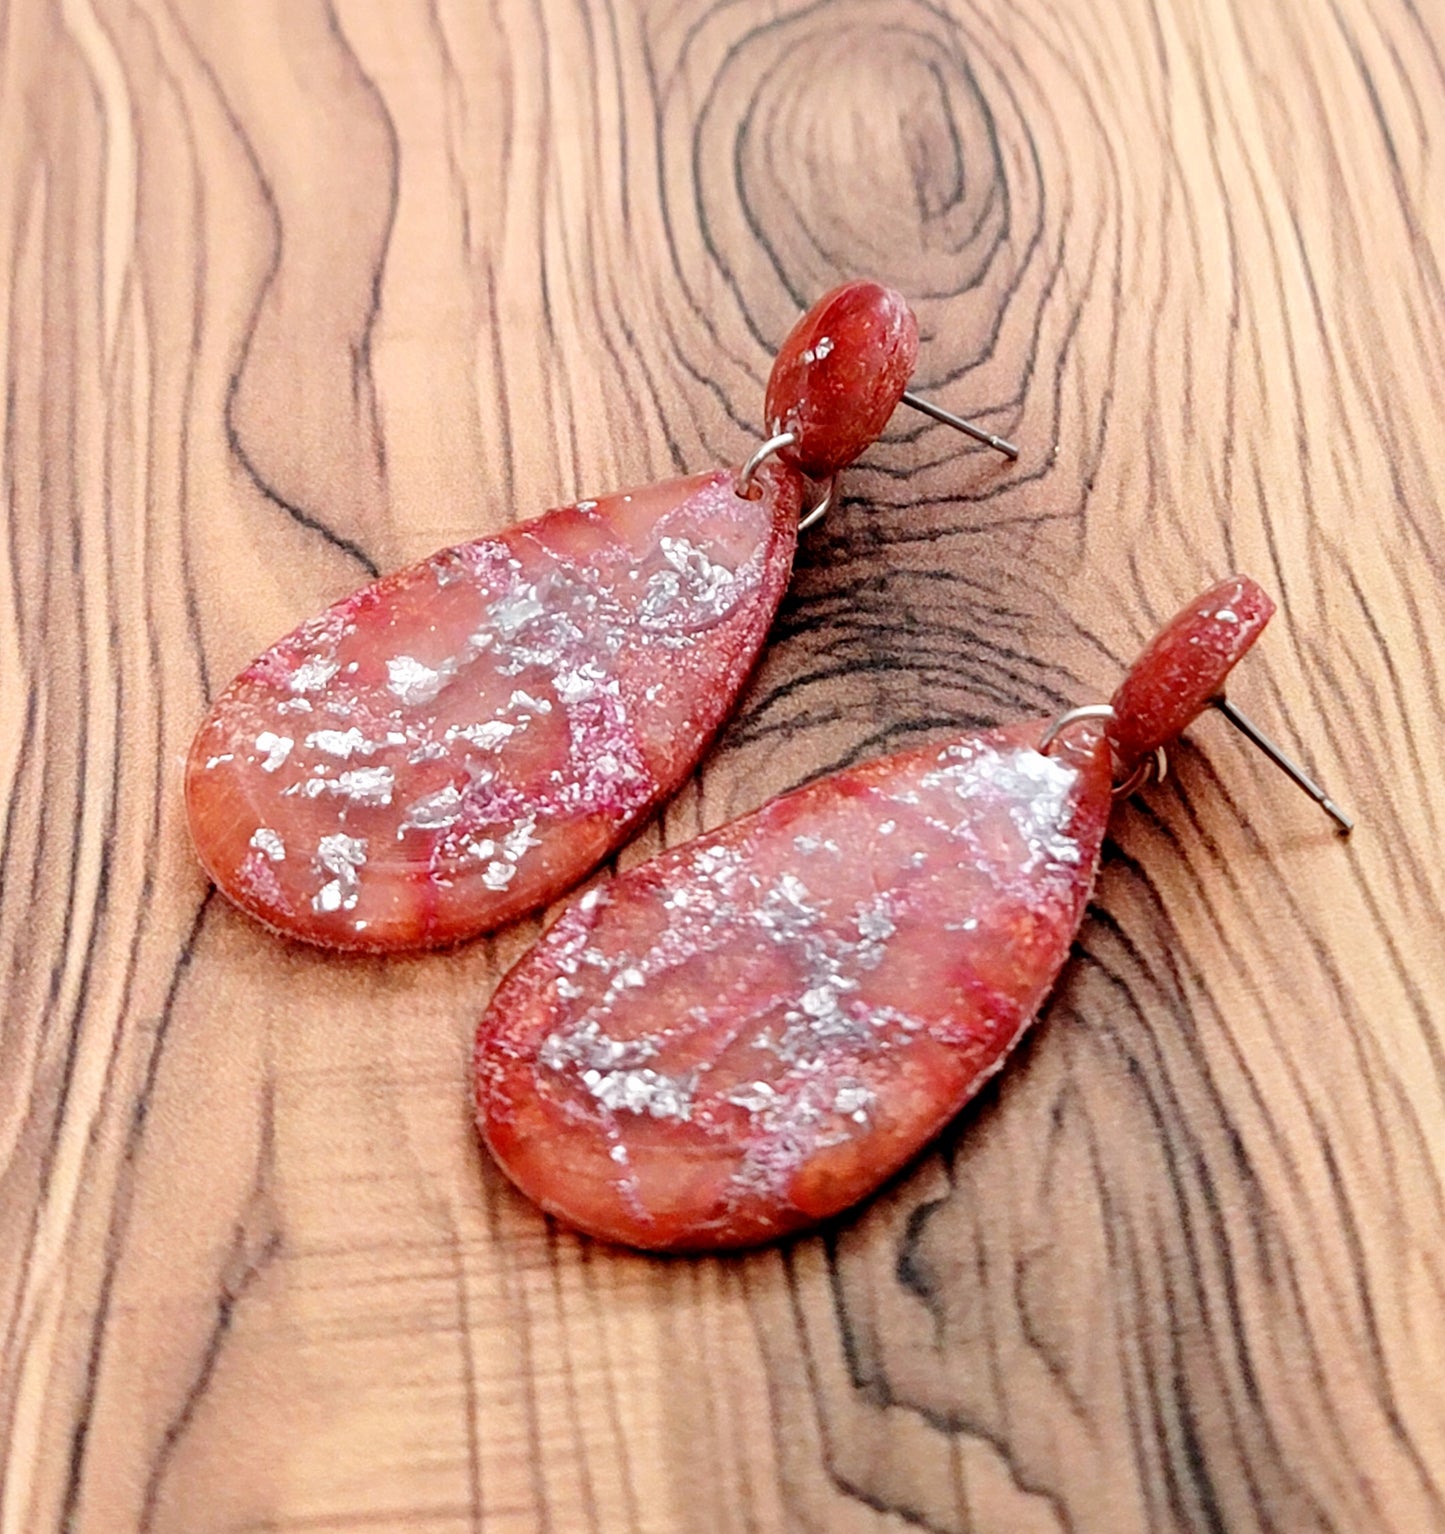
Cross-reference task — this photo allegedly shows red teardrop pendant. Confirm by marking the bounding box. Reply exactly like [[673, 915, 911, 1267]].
[[473, 572, 1336, 1250], [187, 466, 801, 950], [475, 721, 1113, 1249]]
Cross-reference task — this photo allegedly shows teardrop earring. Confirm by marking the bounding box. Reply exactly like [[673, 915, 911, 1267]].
[[473, 576, 1352, 1251], [186, 282, 1015, 952]]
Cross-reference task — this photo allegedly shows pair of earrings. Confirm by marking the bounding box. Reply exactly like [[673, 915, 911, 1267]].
[[187, 281, 1351, 1251]]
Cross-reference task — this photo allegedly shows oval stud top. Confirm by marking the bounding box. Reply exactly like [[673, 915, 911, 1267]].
[[764, 280, 919, 479], [1108, 575, 1276, 769]]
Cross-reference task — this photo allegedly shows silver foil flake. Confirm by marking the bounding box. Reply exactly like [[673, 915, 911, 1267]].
[[692, 844, 741, 884], [639, 536, 740, 625], [724, 1080, 784, 1115], [249, 827, 286, 861], [446, 719, 515, 751], [832, 1082, 873, 1124], [996, 751, 1083, 868], [553, 661, 610, 705], [387, 654, 454, 706], [401, 784, 466, 832], [333, 766, 395, 807], [854, 903, 896, 970], [581, 1066, 695, 1121], [857, 907, 895, 942], [306, 727, 377, 759], [800, 984, 853, 1020], [481, 860, 516, 890], [638, 570, 682, 622], [508, 689, 553, 714], [756, 871, 819, 938], [318, 832, 367, 870], [501, 817, 540, 862], [539, 1017, 658, 1073], [312, 832, 367, 913], [288, 656, 339, 694], [775, 975, 863, 1057], [603, 966, 646, 1002], [490, 585, 545, 637], [927, 745, 1083, 870], [255, 732, 294, 773], [867, 1004, 927, 1035]]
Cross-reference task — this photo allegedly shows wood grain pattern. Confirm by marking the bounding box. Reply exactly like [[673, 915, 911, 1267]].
[[2, 0, 1443, 1529]]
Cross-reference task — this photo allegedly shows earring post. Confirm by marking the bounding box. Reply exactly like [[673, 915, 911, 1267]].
[[899, 391, 1019, 460], [1210, 697, 1354, 834]]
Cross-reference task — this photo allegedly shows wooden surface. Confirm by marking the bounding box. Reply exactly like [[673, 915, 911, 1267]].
[[2, 0, 1443, 1530]]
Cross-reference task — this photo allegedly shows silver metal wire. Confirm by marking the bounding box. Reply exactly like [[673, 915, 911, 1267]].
[[735, 434, 836, 531], [1038, 703, 1117, 752], [899, 391, 1019, 459], [1038, 702, 1167, 799], [1039, 692, 1353, 829], [797, 476, 837, 532], [734, 431, 797, 498], [1112, 748, 1169, 800], [1210, 697, 1353, 833]]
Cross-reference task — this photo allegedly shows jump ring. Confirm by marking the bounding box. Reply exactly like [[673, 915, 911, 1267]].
[[1038, 702, 1167, 798], [797, 475, 837, 532], [1038, 703, 1116, 752], [1111, 748, 1169, 800], [734, 432, 796, 498]]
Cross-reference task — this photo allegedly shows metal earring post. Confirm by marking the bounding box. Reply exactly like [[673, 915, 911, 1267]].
[[899, 391, 1019, 460], [1210, 697, 1354, 834]]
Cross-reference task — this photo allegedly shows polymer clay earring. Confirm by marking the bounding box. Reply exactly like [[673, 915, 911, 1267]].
[[473, 577, 1352, 1251], [186, 282, 1016, 951]]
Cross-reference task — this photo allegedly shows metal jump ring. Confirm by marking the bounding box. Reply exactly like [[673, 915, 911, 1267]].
[[734, 431, 797, 498], [735, 433, 837, 531], [797, 476, 837, 532], [1038, 703, 1117, 752], [1039, 702, 1168, 799], [1111, 748, 1169, 800]]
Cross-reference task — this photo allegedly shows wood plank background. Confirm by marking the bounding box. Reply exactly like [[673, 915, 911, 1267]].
[[2, 0, 1443, 1529]]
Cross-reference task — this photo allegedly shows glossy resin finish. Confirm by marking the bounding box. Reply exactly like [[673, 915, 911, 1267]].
[[1108, 575, 1275, 767], [475, 722, 1113, 1249], [764, 281, 918, 479], [187, 466, 802, 950]]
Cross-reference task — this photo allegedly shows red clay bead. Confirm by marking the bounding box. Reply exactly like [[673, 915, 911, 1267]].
[[764, 281, 919, 479], [1108, 575, 1276, 768], [475, 720, 1112, 1250], [187, 465, 802, 951]]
